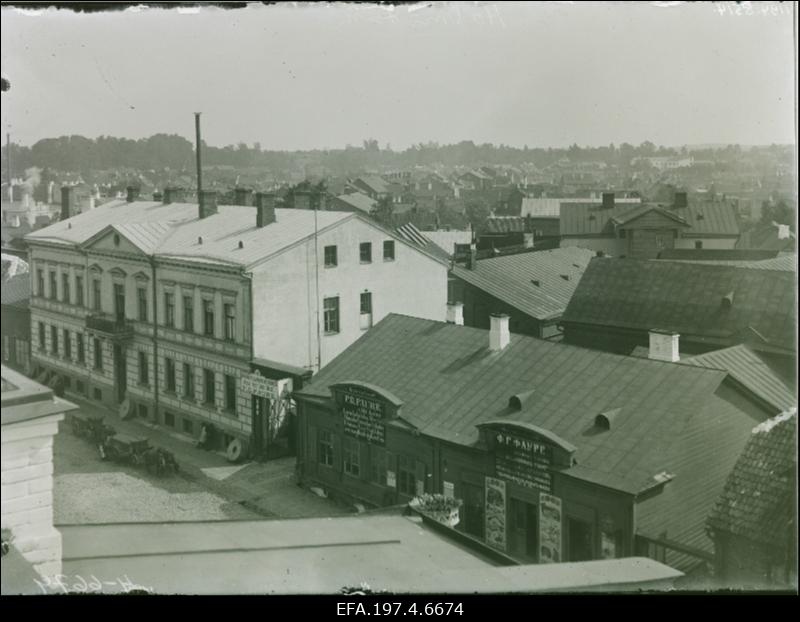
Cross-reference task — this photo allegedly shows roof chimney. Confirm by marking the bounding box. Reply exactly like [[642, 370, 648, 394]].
[[255, 192, 276, 228], [126, 186, 140, 203], [199, 190, 218, 219], [234, 187, 253, 206], [602, 192, 615, 209], [467, 243, 478, 270], [294, 190, 311, 210], [648, 329, 679, 362], [163, 186, 185, 204], [489, 313, 510, 351], [673, 191, 688, 209], [446, 301, 464, 326], [60, 186, 73, 221]]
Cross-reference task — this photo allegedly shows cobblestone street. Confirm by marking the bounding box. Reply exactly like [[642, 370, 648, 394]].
[[53, 396, 350, 525]]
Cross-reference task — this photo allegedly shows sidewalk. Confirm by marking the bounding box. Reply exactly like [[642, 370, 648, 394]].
[[63, 394, 351, 520]]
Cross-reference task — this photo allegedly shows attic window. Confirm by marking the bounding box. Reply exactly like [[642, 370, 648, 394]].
[[238, 240, 244, 249], [595, 408, 620, 430], [721, 291, 734, 309], [531, 279, 540, 287], [508, 390, 535, 411]]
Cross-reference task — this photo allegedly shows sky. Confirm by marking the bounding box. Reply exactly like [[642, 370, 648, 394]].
[[0, 2, 796, 150]]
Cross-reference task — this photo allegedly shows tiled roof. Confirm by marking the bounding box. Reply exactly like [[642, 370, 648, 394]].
[[707, 409, 796, 547], [297, 314, 758, 496], [682, 345, 796, 413], [561, 258, 795, 352], [451, 247, 594, 321], [334, 192, 376, 215], [560, 202, 740, 237], [1, 272, 30, 308]]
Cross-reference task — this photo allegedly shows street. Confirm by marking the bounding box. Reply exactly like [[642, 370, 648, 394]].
[[53, 396, 349, 525]]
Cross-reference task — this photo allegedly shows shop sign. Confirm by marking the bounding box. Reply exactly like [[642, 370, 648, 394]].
[[494, 432, 552, 492], [337, 385, 386, 445], [240, 371, 290, 400], [484, 476, 507, 552], [538, 492, 562, 564]]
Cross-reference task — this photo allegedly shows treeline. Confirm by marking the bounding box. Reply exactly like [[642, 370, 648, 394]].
[[1, 134, 791, 179]]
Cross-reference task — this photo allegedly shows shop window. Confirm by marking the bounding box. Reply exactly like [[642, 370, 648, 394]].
[[93, 388, 102, 401], [568, 518, 594, 562], [601, 529, 622, 560], [164, 411, 175, 428], [343, 437, 360, 477], [370, 445, 387, 485], [461, 482, 485, 539], [383, 240, 395, 261], [318, 429, 334, 467], [324, 245, 338, 267], [397, 455, 416, 496], [182, 418, 194, 435], [359, 242, 372, 263]]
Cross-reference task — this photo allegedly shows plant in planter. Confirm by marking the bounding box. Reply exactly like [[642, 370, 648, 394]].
[[409, 493, 463, 527]]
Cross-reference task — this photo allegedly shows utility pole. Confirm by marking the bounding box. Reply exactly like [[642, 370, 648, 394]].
[[194, 113, 203, 201]]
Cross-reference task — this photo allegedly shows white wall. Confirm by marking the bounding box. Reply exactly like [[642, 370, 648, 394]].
[[1, 414, 64, 580], [250, 217, 448, 372]]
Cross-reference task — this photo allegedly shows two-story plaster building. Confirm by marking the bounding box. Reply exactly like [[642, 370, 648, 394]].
[[24, 190, 448, 458]]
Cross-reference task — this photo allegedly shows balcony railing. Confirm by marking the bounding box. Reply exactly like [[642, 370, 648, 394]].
[[85, 313, 134, 341]]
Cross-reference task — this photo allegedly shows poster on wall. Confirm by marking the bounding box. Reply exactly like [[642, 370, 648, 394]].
[[538, 492, 562, 564], [484, 476, 507, 552]]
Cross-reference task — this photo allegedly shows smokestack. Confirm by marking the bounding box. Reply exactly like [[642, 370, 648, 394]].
[[195, 112, 203, 209], [446, 301, 464, 326], [126, 186, 140, 203], [199, 190, 218, 219], [60, 186, 73, 220], [234, 187, 253, 206], [648, 329, 680, 362], [673, 191, 688, 209], [489, 313, 510, 351], [255, 192, 276, 227], [163, 187, 185, 204], [602, 192, 615, 209]]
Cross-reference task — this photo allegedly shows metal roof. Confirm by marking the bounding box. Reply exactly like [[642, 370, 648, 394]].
[[682, 345, 796, 413], [334, 192, 375, 214], [451, 247, 594, 320]]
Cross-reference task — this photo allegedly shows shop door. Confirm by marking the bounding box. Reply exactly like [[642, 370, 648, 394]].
[[509, 499, 538, 562], [461, 483, 484, 540], [568, 518, 594, 562], [251, 395, 268, 458]]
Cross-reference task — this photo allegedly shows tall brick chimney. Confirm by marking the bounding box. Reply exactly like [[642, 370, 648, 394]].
[[126, 186, 140, 203], [255, 192, 276, 228], [199, 190, 218, 219], [60, 186, 73, 221], [234, 187, 253, 206]]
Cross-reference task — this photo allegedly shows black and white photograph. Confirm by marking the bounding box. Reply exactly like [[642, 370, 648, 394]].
[[0, 1, 796, 598]]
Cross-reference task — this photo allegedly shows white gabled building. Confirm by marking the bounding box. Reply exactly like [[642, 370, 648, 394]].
[[24, 190, 448, 457]]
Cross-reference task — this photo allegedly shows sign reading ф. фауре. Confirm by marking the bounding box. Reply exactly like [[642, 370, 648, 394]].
[[337, 385, 386, 445], [494, 432, 553, 493]]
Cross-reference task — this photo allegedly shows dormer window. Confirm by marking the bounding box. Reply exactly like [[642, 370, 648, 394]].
[[595, 408, 621, 431]]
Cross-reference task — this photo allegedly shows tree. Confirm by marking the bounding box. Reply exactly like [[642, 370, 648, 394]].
[[374, 195, 393, 225], [465, 199, 491, 231], [761, 199, 794, 228]]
